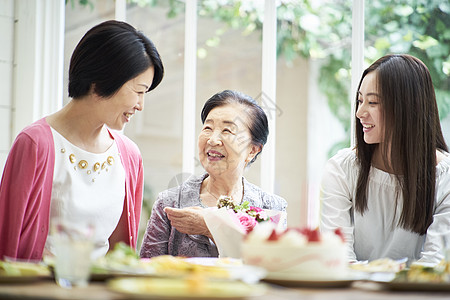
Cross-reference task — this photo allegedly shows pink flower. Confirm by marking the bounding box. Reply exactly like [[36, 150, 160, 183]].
[[250, 206, 263, 212], [235, 212, 258, 233]]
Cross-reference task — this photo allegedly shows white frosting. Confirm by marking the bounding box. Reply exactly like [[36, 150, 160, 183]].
[[277, 230, 307, 247], [242, 228, 348, 280]]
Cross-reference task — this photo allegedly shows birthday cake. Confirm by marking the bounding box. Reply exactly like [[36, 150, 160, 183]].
[[241, 225, 348, 280]]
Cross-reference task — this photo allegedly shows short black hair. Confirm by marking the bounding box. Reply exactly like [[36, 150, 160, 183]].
[[68, 20, 164, 99], [201, 90, 269, 165]]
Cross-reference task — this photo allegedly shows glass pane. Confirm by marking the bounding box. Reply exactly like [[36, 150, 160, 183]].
[[124, 3, 186, 238], [365, 1, 450, 142], [286, 0, 352, 227], [64, 1, 117, 106], [194, 2, 263, 184], [188, 1, 355, 228], [64, 0, 357, 230]]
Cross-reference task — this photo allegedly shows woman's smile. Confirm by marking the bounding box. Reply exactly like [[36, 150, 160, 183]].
[[207, 150, 225, 161], [361, 123, 375, 133], [356, 72, 382, 144], [123, 112, 134, 122]]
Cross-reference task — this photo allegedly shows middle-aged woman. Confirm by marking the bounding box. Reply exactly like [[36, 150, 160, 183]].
[[140, 90, 287, 258], [0, 20, 164, 260], [320, 54, 450, 265]]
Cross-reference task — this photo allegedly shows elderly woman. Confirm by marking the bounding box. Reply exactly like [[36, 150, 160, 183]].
[[140, 90, 287, 258]]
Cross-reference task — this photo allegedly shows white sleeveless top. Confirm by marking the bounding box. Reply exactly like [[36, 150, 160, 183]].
[[45, 128, 125, 259]]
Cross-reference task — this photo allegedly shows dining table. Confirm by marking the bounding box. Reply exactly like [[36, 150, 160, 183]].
[[1, 277, 450, 300]]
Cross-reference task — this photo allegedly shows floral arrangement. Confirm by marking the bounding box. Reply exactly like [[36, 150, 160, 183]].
[[217, 196, 270, 233], [203, 195, 286, 258]]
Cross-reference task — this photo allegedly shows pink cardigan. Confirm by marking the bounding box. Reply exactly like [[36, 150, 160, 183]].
[[0, 118, 144, 260]]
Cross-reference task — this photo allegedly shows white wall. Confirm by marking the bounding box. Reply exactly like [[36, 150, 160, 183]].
[[307, 59, 346, 227], [0, 0, 14, 178], [13, 0, 65, 137], [0, 0, 64, 181]]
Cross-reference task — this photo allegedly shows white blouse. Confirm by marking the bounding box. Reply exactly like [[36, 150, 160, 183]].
[[45, 128, 125, 259], [320, 148, 450, 265]]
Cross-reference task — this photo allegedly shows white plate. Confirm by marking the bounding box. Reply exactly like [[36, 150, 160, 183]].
[[263, 277, 356, 288], [108, 277, 268, 299], [262, 271, 365, 288]]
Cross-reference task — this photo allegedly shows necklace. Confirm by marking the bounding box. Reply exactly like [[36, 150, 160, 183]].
[[206, 184, 220, 201], [203, 177, 245, 206], [60, 147, 115, 183], [198, 184, 220, 208]]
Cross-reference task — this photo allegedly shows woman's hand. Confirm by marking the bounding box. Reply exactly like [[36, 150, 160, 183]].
[[164, 207, 213, 240]]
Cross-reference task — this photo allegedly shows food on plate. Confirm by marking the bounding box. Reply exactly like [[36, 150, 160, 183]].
[[349, 258, 407, 273], [213, 257, 243, 267], [92, 242, 142, 274], [393, 262, 450, 283], [0, 260, 50, 277], [92, 243, 231, 279], [147, 255, 230, 279], [242, 225, 347, 280]]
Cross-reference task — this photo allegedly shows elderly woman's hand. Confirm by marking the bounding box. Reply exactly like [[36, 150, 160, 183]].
[[164, 207, 213, 240]]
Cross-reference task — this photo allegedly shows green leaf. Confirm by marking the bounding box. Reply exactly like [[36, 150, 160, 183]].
[[374, 37, 391, 50], [384, 21, 398, 32], [403, 30, 413, 42], [234, 200, 250, 212], [443, 61, 450, 76], [413, 36, 439, 50], [197, 48, 207, 59], [394, 5, 414, 17], [205, 36, 220, 47], [443, 29, 450, 40], [439, 2, 450, 14], [328, 138, 351, 159], [436, 89, 450, 120]]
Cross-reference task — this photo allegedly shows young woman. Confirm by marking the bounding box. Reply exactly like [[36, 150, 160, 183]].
[[320, 54, 450, 265], [0, 20, 164, 260]]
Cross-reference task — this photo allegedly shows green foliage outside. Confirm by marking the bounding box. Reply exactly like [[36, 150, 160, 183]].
[[68, 0, 450, 158], [66, 0, 94, 9]]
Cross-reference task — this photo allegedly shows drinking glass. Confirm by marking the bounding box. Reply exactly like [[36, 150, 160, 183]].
[[52, 219, 95, 288]]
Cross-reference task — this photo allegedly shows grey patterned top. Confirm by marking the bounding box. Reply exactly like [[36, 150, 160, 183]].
[[139, 173, 287, 258]]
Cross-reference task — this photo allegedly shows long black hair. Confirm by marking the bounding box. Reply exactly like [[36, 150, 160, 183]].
[[355, 54, 448, 235]]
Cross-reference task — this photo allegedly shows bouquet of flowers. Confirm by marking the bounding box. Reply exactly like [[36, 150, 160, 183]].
[[203, 196, 286, 258]]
